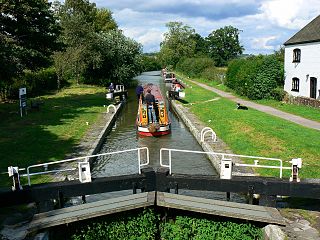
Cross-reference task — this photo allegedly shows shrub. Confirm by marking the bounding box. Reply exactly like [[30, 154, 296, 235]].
[[71, 208, 159, 240], [247, 55, 283, 100], [226, 55, 283, 100], [201, 67, 226, 83], [271, 87, 287, 101], [176, 57, 215, 77], [160, 215, 262, 240], [141, 55, 162, 72]]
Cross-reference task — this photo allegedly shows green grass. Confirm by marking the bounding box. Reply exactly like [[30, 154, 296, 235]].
[[0, 85, 109, 187], [180, 79, 320, 179], [177, 71, 320, 123], [176, 70, 230, 92], [255, 99, 320, 123]]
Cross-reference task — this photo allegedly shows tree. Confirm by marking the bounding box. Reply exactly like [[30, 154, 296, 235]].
[[53, 0, 117, 84], [0, 0, 60, 99], [206, 26, 244, 67], [94, 30, 143, 84], [189, 33, 208, 56], [54, 0, 141, 85], [159, 22, 196, 68]]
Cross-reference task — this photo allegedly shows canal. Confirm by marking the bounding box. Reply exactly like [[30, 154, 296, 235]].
[[86, 71, 243, 202], [92, 71, 216, 178]]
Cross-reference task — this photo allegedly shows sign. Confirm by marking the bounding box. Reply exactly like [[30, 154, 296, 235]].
[[19, 88, 27, 117]]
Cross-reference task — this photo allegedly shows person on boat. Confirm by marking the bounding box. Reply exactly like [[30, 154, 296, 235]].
[[108, 83, 114, 93], [145, 89, 157, 123], [135, 84, 144, 102]]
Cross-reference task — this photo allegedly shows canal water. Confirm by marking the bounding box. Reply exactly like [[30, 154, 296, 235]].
[[87, 71, 243, 202], [92, 71, 216, 177]]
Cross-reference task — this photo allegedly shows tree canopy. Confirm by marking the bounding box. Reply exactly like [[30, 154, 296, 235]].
[[53, 0, 142, 86], [159, 23, 244, 68], [159, 22, 196, 68], [206, 26, 244, 67], [0, 0, 60, 98]]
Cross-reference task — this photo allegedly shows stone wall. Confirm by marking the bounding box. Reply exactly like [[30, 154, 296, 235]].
[[286, 95, 320, 108]]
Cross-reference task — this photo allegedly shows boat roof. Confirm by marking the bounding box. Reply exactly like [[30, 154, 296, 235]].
[[143, 83, 164, 101]]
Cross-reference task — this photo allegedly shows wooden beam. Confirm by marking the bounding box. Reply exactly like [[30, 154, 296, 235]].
[[27, 192, 156, 233], [156, 192, 285, 226]]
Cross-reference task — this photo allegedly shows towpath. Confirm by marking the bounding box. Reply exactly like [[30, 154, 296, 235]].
[[189, 80, 320, 131]]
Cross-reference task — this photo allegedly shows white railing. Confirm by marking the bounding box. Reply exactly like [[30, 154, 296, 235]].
[[107, 104, 116, 113], [25, 147, 149, 186], [200, 127, 217, 142], [159, 148, 285, 177]]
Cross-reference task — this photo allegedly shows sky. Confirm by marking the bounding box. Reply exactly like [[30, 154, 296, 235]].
[[94, 0, 320, 54]]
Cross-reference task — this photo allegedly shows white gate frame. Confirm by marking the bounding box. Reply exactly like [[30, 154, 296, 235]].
[[159, 148, 286, 177], [24, 147, 149, 186]]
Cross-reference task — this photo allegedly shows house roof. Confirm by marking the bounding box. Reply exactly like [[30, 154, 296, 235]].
[[284, 15, 320, 46]]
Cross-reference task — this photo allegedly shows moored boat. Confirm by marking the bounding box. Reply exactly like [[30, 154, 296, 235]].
[[136, 83, 171, 136], [163, 72, 176, 83], [168, 80, 186, 100]]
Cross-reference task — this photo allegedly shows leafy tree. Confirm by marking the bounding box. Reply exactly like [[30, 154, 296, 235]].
[[95, 30, 143, 84], [189, 33, 208, 56], [54, 0, 141, 86], [159, 22, 196, 68], [141, 54, 162, 72], [274, 47, 285, 63], [0, 0, 60, 99], [94, 8, 118, 32], [206, 26, 244, 67]]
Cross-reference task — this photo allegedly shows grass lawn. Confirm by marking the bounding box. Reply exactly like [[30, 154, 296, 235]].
[[180, 78, 320, 179], [176, 71, 320, 123], [176, 71, 230, 92], [0, 85, 109, 187], [255, 99, 320, 123]]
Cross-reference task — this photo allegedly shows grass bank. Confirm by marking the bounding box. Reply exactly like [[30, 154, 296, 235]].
[[0, 85, 108, 187], [176, 71, 320, 123], [178, 77, 320, 179]]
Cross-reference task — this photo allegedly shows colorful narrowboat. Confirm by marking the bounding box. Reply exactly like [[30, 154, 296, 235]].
[[136, 83, 171, 136]]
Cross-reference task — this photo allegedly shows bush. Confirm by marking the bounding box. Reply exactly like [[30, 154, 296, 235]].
[[160, 215, 262, 240], [226, 55, 283, 100], [176, 57, 215, 77], [6, 67, 62, 99], [271, 87, 287, 101], [141, 55, 162, 72], [201, 67, 226, 83], [71, 208, 159, 240]]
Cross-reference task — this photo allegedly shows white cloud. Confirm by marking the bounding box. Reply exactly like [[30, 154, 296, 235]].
[[251, 36, 277, 50], [259, 0, 320, 29], [93, 0, 320, 53]]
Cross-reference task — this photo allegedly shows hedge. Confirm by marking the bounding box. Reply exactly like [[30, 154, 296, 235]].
[[226, 55, 284, 100]]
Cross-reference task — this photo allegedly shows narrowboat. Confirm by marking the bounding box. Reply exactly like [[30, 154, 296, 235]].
[[168, 80, 186, 100], [136, 83, 171, 136], [163, 72, 176, 83]]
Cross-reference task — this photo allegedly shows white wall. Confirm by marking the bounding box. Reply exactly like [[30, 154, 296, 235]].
[[284, 42, 320, 99]]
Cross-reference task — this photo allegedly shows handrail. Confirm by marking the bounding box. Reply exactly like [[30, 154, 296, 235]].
[[26, 147, 149, 186], [159, 148, 284, 177], [107, 104, 116, 113], [200, 127, 217, 142]]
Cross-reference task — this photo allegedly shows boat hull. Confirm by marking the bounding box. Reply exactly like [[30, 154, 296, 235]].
[[137, 125, 171, 136]]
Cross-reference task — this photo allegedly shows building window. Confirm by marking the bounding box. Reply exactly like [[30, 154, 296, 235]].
[[292, 77, 299, 92], [293, 48, 301, 62]]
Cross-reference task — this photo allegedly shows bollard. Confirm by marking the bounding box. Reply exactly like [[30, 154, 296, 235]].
[[8, 166, 22, 191], [220, 158, 232, 179], [290, 158, 302, 182]]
